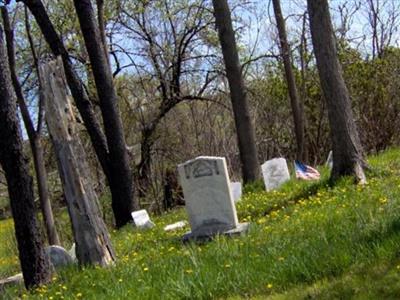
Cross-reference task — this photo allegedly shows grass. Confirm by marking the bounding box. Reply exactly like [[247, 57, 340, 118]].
[[1, 148, 400, 299]]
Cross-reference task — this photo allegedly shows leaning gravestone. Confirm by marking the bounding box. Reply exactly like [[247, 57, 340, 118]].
[[178, 156, 249, 241], [45, 245, 74, 269], [230, 182, 242, 203], [131, 209, 155, 229], [261, 158, 290, 191]]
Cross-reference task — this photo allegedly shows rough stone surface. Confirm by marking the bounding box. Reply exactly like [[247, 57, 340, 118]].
[[131, 209, 155, 229], [45, 245, 74, 269], [178, 156, 247, 240], [230, 182, 242, 203], [261, 158, 291, 191]]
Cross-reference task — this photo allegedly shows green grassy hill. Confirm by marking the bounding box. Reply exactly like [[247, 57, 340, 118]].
[[2, 149, 400, 299]]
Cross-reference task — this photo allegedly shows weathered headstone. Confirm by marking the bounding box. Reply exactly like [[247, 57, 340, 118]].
[[41, 58, 115, 266], [178, 156, 248, 241], [45, 245, 74, 269], [326, 150, 333, 169], [0, 273, 23, 291], [68, 243, 77, 262], [261, 158, 290, 191], [131, 209, 155, 229], [230, 182, 242, 203]]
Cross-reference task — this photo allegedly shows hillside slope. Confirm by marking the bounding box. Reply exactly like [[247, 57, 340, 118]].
[[2, 149, 400, 299]]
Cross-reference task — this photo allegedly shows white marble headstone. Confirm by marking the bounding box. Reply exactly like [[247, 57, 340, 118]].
[[131, 209, 155, 229], [261, 158, 290, 191], [178, 156, 240, 237], [230, 182, 242, 203]]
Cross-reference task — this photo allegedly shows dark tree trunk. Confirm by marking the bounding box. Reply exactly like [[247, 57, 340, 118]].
[[1, 6, 60, 246], [21, 0, 138, 227], [307, 0, 366, 183], [272, 0, 305, 161], [0, 25, 51, 289], [137, 127, 153, 198], [96, 0, 110, 68], [73, 0, 136, 227], [212, 0, 260, 183]]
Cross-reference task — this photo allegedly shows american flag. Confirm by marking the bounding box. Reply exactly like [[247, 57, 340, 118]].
[[294, 161, 320, 180]]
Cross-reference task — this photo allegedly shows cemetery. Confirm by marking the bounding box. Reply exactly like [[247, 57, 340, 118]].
[[1, 0, 400, 299], [1, 149, 400, 299]]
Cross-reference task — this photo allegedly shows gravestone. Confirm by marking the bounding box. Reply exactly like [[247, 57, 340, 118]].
[[230, 182, 242, 203], [45, 245, 74, 269], [326, 150, 333, 169], [261, 158, 290, 191], [164, 220, 188, 231], [131, 209, 155, 229], [68, 243, 77, 262], [178, 156, 248, 241], [0, 273, 23, 291]]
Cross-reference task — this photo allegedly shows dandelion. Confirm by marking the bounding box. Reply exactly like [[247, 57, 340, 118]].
[[118, 278, 123, 282], [185, 269, 193, 274], [278, 257, 285, 261], [379, 197, 388, 204], [225, 264, 231, 268], [76, 293, 83, 298], [267, 283, 273, 289], [143, 267, 149, 271]]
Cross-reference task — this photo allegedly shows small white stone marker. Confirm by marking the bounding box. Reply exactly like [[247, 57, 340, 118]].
[[326, 150, 333, 169], [131, 209, 155, 229], [230, 182, 242, 203], [164, 221, 188, 231], [261, 158, 290, 191], [178, 156, 249, 241]]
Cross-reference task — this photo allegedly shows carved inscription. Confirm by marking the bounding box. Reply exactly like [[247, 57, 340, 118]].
[[184, 159, 220, 179]]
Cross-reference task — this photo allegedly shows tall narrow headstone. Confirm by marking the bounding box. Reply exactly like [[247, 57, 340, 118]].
[[42, 57, 115, 266], [261, 158, 290, 191], [230, 182, 242, 203], [178, 156, 248, 240], [326, 150, 333, 169]]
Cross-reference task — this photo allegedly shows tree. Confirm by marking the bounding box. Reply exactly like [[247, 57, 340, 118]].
[[117, 0, 218, 196], [73, 0, 136, 227], [1, 5, 60, 246], [212, 0, 260, 183], [0, 23, 51, 289], [41, 58, 115, 266], [307, 0, 366, 183], [272, 0, 305, 161], [20, 0, 137, 227]]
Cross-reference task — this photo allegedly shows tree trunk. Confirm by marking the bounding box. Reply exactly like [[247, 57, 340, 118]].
[[73, 0, 136, 227], [212, 0, 260, 183], [41, 58, 115, 266], [21, 0, 139, 227], [307, 0, 366, 183], [272, 0, 305, 161], [0, 25, 51, 289], [96, 0, 110, 68], [1, 6, 60, 246], [20, 0, 110, 179]]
